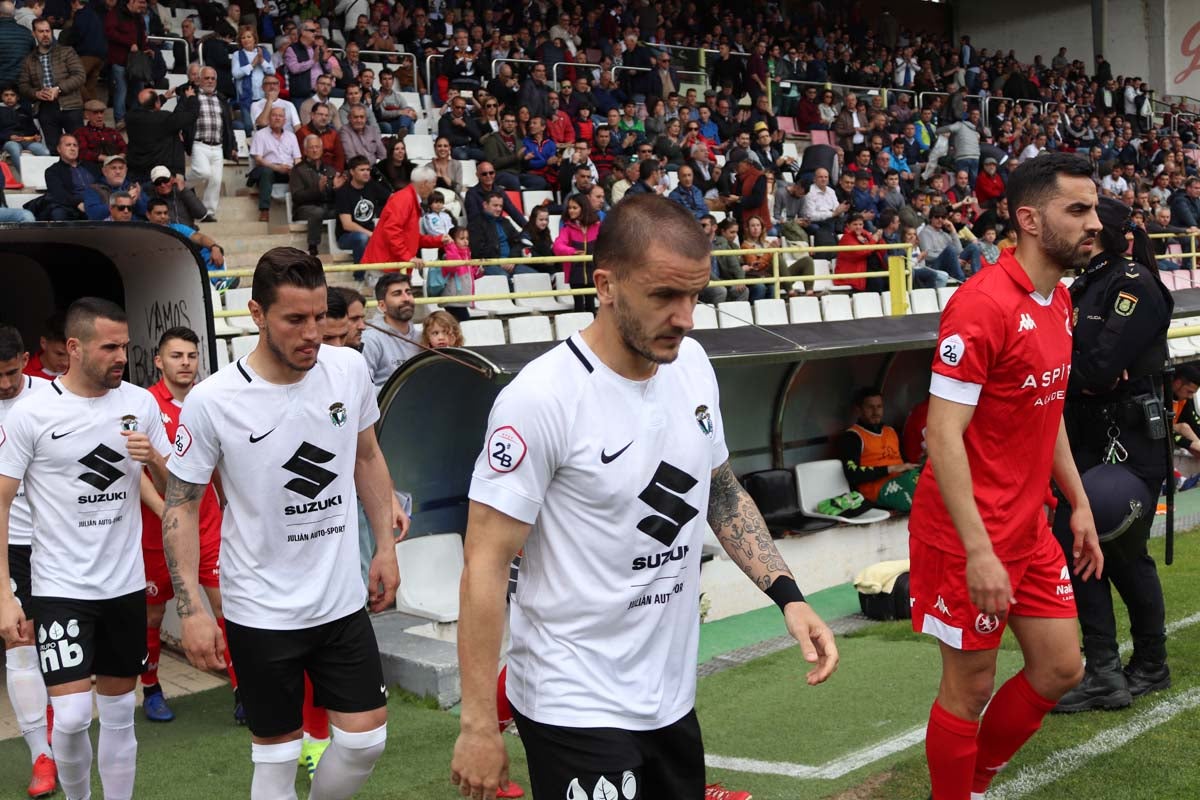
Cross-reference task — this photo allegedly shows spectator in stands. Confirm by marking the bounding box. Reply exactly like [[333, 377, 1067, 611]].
[[143, 165, 204, 227], [362, 273, 421, 389], [668, 164, 707, 220], [295, 102, 345, 171], [469, 190, 531, 288], [104, 0, 147, 128], [464, 160, 525, 224], [0, 179, 33, 221], [712, 217, 749, 301], [60, 0, 105, 102], [361, 163, 448, 266], [545, 90, 574, 147], [289, 133, 343, 256], [146, 195, 225, 270], [591, 125, 620, 181], [522, 114, 558, 186], [438, 92, 484, 161], [18, 18, 84, 153], [334, 154, 387, 263], [835, 91, 867, 153], [936, 107, 981, 185], [248, 105, 300, 222], [521, 206, 555, 263], [588, 182, 608, 220], [298, 75, 339, 130], [803, 166, 847, 247], [104, 188, 135, 221], [340, 102, 386, 164], [0, 1, 34, 89], [40, 132, 88, 219], [482, 110, 532, 190], [83, 153, 147, 219], [519, 62, 551, 119], [729, 149, 769, 234], [284, 19, 321, 108], [232, 25, 274, 131], [974, 156, 1005, 208], [554, 193, 600, 312], [375, 136, 414, 192], [429, 135, 465, 198], [198, 22, 237, 101], [708, 42, 744, 101], [125, 86, 193, 181], [339, 84, 378, 130], [0, 82, 49, 179], [837, 387, 920, 511], [335, 40, 363, 92], [1170, 176, 1200, 230], [740, 215, 775, 301], [625, 158, 664, 199], [374, 69, 416, 136], [834, 213, 884, 292], [919, 204, 974, 282], [183, 66, 233, 221], [250, 74, 298, 130]]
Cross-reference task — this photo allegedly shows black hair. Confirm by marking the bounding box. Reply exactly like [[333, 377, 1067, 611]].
[[1005, 152, 1093, 228], [157, 326, 199, 350], [325, 285, 348, 319], [0, 324, 24, 362], [853, 386, 882, 406], [146, 197, 169, 214], [65, 297, 127, 341], [374, 272, 412, 302], [345, 154, 370, 171], [251, 247, 326, 312], [334, 286, 365, 307]]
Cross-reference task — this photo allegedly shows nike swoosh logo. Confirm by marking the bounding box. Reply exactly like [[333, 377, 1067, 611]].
[[50, 430, 75, 440], [600, 441, 633, 464], [249, 428, 277, 443]]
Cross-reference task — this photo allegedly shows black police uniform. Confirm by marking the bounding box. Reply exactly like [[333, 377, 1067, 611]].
[[1052, 247, 1173, 712]]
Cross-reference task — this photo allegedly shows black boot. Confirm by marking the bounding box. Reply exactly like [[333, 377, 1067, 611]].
[[1125, 636, 1170, 698], [1053, 636, 1132, 713]]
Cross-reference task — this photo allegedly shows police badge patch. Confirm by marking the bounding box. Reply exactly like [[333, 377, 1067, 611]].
[[695, 405, 714, 438], [329, 402, 348, 428], [120, 414, 139, 432], [1114, 291, 1138, 317]]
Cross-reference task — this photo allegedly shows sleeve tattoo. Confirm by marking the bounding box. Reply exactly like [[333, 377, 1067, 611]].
[[707, 461, 792, 590], [161, 475, 207, 618]]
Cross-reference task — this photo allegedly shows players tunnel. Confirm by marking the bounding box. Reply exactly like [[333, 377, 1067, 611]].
[[0, 222, 217, 383], [376, 315, 949, 541]]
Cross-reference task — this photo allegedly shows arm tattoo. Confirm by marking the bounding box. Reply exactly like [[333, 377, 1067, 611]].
[[707, 462, 792, 590], [161, 475, 206, 618]]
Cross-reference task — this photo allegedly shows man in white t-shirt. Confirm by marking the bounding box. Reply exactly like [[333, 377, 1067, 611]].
[[451, 195, 839, 800], [0, 324, 56, 799], [0, 298, 172, 800], [163, 247, 400, 800]]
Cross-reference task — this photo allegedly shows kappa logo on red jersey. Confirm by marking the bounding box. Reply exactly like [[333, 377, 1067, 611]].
[[487, 426, 526, 473]]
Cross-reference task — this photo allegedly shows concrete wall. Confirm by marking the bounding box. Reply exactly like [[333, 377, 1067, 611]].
[[954, 0, 1093, 67]]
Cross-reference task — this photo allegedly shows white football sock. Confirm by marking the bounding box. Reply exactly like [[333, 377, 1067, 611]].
[[50, 690, 95, 800], [96, 691, 137, 800], [250, 740, 302, 800], [6, 645, 51, 762], [309, 723, 387, 800]]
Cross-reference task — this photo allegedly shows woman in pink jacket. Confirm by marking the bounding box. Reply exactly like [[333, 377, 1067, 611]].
[[552, 195, 601, 313]]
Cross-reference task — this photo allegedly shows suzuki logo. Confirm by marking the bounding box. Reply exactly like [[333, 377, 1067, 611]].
[[635, 461, 699, 548], [282, 442, 337, 500], [77, 444, 125, 491]]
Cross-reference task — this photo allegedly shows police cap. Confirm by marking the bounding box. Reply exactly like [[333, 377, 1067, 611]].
[[1079, 463, 1153, 542]]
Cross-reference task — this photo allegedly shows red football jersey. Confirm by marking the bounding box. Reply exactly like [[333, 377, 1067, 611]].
[[141, 380, 222, 550], [910, 251, 1073, 561], [23, 351, 64, 381]]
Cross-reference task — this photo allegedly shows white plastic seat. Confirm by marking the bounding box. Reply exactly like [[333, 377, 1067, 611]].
[[692, 303, 718, 330], [213, 338, 230, 369], [222, 287, 257, 332], [230, 334, 258, 360], [512, 272, 563, 312], [394, 533, 464, 622], [716, 300, 753, 328], [820, 294, 852, 321], [17, 154, 56, 191], [405, 134, 435, 161], [852, 292, 883, 319], [554, 312, 593, 339], [794, 460, 891, 525], [753, 298, 789, 326], [811, 258, 850, 293], [400, 92, 423, 115], [210, 286, 242, 337], [507, 315, 553, 343], [326, 219, 352, 256], [460, 319, 506, 346], [548, 214, 561, 239], [788, 296, 821, 323], [937, 286, 958, 309], [459, 158, 477, 188], [710, 210, 726, 223], [521, 190, 554, 210], [551, 272, 575, 308], [234, 128, 249, 159], [471, 275, 527, 316], [909, 288, 940, 314]]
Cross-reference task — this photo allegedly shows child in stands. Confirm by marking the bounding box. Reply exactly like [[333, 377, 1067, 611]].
[[420, 309, 465, 348]]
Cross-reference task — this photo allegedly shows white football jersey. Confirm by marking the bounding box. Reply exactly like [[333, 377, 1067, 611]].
[[0, 375, 50, 547], [469, 334, 728, 730], [0, 379, 170, 599], [169, 346, 379, 629]]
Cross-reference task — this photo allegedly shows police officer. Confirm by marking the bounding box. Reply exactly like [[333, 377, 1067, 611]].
[[1053, 196, 1174, 713]]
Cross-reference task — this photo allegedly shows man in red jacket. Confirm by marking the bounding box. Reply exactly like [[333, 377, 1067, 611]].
[[360, 164, 448, 269]]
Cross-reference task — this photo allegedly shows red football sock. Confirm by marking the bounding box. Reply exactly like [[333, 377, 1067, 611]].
[[303, 673, 330, 740], [972, 670, 1056, 793], [927, 700, 979, 800], [497, 666, 512, 733], [215, 617, 237, 689], [143, 625, 161, 686]]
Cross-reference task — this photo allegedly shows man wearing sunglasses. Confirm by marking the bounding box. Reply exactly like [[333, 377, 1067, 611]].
[[105, 191, 136, 221], [284, 21, 322, 107], [142, 164, 206, 227]]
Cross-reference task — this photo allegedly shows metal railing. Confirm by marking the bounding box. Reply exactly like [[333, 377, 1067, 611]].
[[1148, 231, 1200, 274], [490, 57, 537, 79], [552, 60, 600, 84], [148, 35, 191, 68], [354, 49, 419, 80]]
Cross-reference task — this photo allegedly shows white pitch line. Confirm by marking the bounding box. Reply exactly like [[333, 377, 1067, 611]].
[[986, 687, 1200, 800], [705, 725, 925, 780], [1118, 610, 1200, 656]]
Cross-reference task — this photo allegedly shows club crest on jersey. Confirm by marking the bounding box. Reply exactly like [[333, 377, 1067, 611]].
[[975, 613, 1000, 634], [695, 405, 713, 438], [329, 402, 348, 428], [120, 414, 139, 432], [1114, 291, 1138, 317]]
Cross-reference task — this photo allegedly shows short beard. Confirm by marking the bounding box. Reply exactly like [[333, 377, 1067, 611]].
[[386, 303, 414, 324], [1041, 221, 1092, 271], [613, 292, 680, 366], [83, 358, 123, 390], [264, 324, 317, 373]]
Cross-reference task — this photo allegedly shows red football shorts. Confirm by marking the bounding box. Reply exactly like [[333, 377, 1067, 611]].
[[909, 528, 1076, 651], [144, 534, 221, 603]]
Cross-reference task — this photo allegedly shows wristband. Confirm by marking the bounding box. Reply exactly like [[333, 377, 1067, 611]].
[[765, 575, 805, 611]]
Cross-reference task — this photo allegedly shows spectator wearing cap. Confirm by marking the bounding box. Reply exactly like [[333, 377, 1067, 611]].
[[125, 86, 195, 181], [182, 65, 235, 221], [143, 164, 204, 227], [18, 17, 84, 152], [0, 1, 34, 88], [73, 98, 125, 175], [974, 156, 1005, 208], [83, 153, 148, 219], [728, 149, 770, 234]]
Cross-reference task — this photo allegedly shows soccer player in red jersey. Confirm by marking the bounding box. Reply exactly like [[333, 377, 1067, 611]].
[[138, 328, 239, 722], [909, 152, 1105, 800], [22, 313, 69, 381]]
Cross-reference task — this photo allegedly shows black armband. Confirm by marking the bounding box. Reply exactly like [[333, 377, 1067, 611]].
[[765, 575, 805, 611]]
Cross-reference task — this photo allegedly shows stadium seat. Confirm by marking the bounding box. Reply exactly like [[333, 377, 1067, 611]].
[[210, 286, 242, 337], [820, 294, 853, 321], [512, 272, 562, 312], [909, 288, 940, 314], [777, 117, 798, 137], [936, 286, 958, 308], [794, 460, 891, 525], [17, 154, 56, 191], [1060, 276, 1075, 287], [460, 159, 477, 188], [326, 220, 352, 256], [222, 288, 257, 333], [809, 130, 832, 146], [716, 300, 752, 328], [213, 338, 230, 369], [460, 319, 506, 346], [711, 210, 726, 223], [551, 272, 575, 308], [505, 190, 524, 216], [753, 298, 789, 326], [394, 533, 463, 623], [471, 275, 527, 316], [781, 141, 800, 162], [405, 134, 435, 160], [522, 190, 554, 210], [692, 303, 718, 329], [548, 214, 561, 238], [879, 291, 892, 314], [234, 128, 249, 159], [507, 315, 553, 343], [811, 258, 849, 293], [230, 334, 258, 360], [400, 92, 423, 115], [788, 296, 821, 323], [554, 312, 593, 339]]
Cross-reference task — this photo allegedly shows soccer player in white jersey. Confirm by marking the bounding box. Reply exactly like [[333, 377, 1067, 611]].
[[0, 298, 172, 800], [451, 195, 840, 800], [0, 324, 56, 798], [163, 247, 400, 800]]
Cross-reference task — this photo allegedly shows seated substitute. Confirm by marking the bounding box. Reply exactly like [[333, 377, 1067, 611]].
[[835, 386, 920, 511]]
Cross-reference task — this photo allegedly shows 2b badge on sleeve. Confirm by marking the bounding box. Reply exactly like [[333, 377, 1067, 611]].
[[487, 426, 527, 473]]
